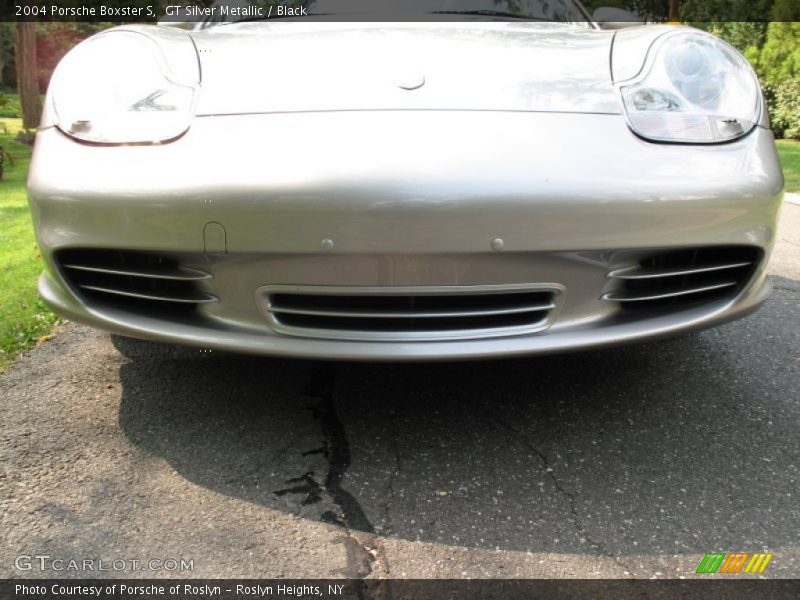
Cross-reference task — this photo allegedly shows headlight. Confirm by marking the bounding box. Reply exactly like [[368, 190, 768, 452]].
[[619, 31, 760, 144], [49, 31, 197, 144]]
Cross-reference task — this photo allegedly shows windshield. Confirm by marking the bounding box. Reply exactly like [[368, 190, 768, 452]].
[[199, 0, 591, 25]]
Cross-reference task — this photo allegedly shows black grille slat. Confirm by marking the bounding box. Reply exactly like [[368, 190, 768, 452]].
[[270, 291, 553, 316], [276, 310, 549, 333], [57, 249, 215, 313], [265, 287, 558, 340], [604, 246, 760, 311]]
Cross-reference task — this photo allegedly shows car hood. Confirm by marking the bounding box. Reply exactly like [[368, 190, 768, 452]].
[[189, 22, 620, 115]]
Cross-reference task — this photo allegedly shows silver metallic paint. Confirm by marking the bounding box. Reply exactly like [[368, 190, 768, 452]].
[[28, 22, 785, 359], [193, 22, 619, 115]]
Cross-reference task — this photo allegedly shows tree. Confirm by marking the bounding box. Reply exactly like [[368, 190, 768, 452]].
[[15, 22, 41, 130], [668, 0, 679, 21], [757, 23, 800, 139], [0, 24, 13, 88], [770, 0, 800, 21], [681, 0, 775, 22]]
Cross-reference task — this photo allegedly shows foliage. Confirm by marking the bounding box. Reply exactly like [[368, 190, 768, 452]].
[[681, 0, 775, 22], [769, 80, 800, 139], [770, 0, 800, 21], [0, 23, 14, 89], [698, 22, 768, 51], [757, 22, 800, 139], [0, 93, 24, 119], [757, 22, 800, 83]]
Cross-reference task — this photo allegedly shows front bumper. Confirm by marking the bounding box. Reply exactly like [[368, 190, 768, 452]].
[[29, 111, 784, 360]]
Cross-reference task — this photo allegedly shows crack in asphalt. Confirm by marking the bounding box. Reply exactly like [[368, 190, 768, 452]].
[[379, 418, 403, 540], [317, 383, 375, 535], [273, 367, 374, 533], [274, 471, 323, 506], [488, 413, 637, 577], [273, 365, 386, 586]]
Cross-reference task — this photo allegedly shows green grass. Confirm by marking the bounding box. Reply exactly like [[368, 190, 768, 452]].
[[0, 118, 60, 369], [0, 92, 22, 119], [776, 140, 800, 193]]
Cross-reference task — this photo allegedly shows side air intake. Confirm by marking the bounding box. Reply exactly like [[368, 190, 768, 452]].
[[602, 246, 760, 310], [57, 249, 215, 312]]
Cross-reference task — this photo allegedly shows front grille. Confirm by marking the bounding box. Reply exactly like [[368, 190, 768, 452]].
[[602, 246, 760, 311], [262, 285, 560, 341], [57, 249, 216, 313]]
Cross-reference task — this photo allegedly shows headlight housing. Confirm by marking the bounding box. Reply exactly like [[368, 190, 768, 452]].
[[619, 31, 760, 144], [49, 31, 197, 144]]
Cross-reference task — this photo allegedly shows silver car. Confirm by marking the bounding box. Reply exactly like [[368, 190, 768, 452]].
[[28, 1, 784, 360]]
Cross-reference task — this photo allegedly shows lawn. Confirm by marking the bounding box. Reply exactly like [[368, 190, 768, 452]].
[[776, 140, 800, 194], [0, 117, 60, 369], [0, 92, 22, 119]]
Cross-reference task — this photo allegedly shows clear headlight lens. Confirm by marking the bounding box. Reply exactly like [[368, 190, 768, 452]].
[[50, 32, 196, 144], [620, 32, 760, 144]]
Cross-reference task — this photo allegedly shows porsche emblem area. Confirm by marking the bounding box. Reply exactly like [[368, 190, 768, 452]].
[[396, 73, 426, 91]]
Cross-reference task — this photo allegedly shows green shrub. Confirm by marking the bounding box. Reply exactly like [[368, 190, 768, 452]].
[[768, 79, 800, 139]]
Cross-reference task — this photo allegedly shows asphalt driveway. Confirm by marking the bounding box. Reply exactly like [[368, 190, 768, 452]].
[[1, 205, 799, 580]]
